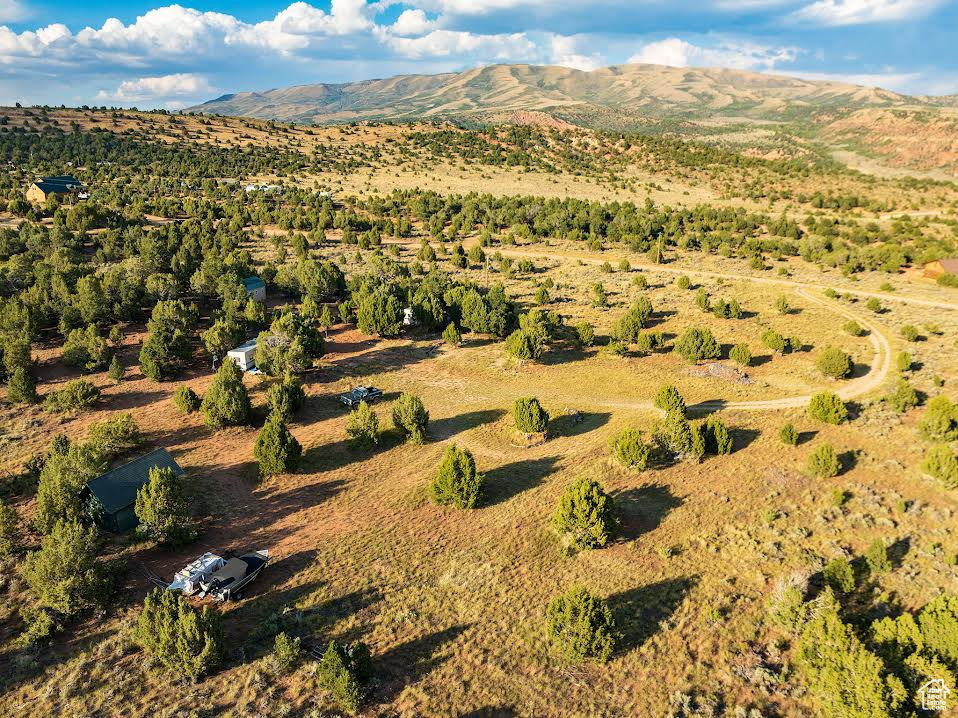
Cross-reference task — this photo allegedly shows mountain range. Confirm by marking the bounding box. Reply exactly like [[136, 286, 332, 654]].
[[190, 62, 940, 128], [189, 63, 958, 177]]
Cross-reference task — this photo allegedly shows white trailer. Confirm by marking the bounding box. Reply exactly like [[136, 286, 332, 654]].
[[227, 339, 257, 371]]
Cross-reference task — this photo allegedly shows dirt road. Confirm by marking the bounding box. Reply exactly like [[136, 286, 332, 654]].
[[487, 246, 904, 413]]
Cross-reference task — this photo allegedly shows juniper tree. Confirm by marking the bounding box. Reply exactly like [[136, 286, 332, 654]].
[[442, 323, 462, 346], [44, 379, 100, 413], [505, 328, 543, 361], [345, 400, 379, 449], [135, 588, 223, 679], [896, 351, 912, 373], [780, 423, 799, 446], [431, 444, 482, 509], [87, 413, 143, 459], [823, 557, 855, 593], [139, 300, 198, 381], [864, 540, 891, 575], [653, 384, 686, 416], [135, 466, 194, 546], [513, 397, 549, 434], [807, 443, 841, 478], [673, 327, 720, 363], [729, 343, 752, 367], [0, 498, 20, 557], [575, 321, 595, 348], [918, 396, 958, 442], [809, 392, 848, 425], [392, 393, 429, 444], [201, 360, 251, 429], [318, 304, 334, 334], [107, 355, 125, 382], [22, 520, 112, 617], [272, 632, 302, 674], [546, 585, 618, 663], [317, 640, 373, 714], [817, 346, 853, 379], [762, 329, 788, 354], [254, 412, 303, 477], [609, 428, 650, 470], [35, 442, 103, 533], [704, 416, 733, 455], [921, 445, 958, 488], [173, 385, 201, 413], [7, 366, 37, 404], [552, 477, 617, 552], [267, 374, 306, 421], [62, 325, 112, 372], [884, 378, 918, 413], [796, 589, 905, 718]]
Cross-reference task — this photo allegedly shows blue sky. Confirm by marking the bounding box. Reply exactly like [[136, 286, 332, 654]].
[[1, 0, 956, 108]]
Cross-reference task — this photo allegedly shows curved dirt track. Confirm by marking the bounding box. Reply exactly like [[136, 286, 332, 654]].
[[686, 287, 892, 413], [488, 247, 906, 413]]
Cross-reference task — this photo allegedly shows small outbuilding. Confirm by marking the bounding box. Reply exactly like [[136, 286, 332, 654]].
[[82, 448, 185, 533], [242, 276, 266, 302], [923, 258, 958, 279], [228, 338, 258, 371], [26, 175, 85, 204]]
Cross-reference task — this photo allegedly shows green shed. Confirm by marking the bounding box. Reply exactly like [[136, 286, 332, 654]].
[[82, 448, 185, 533]]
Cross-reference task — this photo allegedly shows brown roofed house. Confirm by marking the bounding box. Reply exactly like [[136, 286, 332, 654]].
[[923, 258, 958, 279]]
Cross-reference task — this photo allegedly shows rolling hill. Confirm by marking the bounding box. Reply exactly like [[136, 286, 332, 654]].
[[189, 63, 958, 177], [190, 62, 923, 127]]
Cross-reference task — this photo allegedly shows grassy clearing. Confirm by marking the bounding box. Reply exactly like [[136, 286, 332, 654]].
[[1, 236, 956, 716]]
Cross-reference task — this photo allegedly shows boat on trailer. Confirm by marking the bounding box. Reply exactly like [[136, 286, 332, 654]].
[[159, 549, 270, 601]]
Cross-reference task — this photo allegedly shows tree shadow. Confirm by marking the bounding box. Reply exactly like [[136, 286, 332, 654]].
[[549, 411, 610, 438], [750, 354, 774, 367], [613, 484, 683, 541], [686, 399, 727, 416], [728, 427, 760, 452], [850, 362, 871, 380], [887, 536, 911, 569], [539, 346, 591, 366], [145, 422, 210, 452], [105, 389, 167, 410], [484, 456, 560, 506], [0, 625, 120, 694], [797, 430, 817, 446], [607, 577, 697, 653], [374, 624, 471, 702], [430, 408, 506, 441], [300, 431, 402, 474], [838, 450, 858, 476]]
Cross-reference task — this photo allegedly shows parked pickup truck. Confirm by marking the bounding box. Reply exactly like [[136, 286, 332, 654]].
[[339, 386, 383, 408]]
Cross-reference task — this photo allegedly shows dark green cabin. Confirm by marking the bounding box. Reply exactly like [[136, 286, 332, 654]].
[[82, 448, 185, 533]]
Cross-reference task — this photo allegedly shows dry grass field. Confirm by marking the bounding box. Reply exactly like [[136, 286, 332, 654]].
[[1, 105, 958, 718], [2, 229, 958, 716]]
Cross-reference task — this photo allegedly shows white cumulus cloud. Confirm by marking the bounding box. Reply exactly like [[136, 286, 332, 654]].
[[791, 0, 944, 26], [390, 9, 439, 36], [628, 37, 798, 71], [96, 73, 214, 102], [0, 0, 27, 23], [549, 35, 602, 72], [383, 28, 535, 60]]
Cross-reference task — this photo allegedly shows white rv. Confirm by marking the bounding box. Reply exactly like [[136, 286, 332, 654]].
[[227, 339, 258, 371]]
